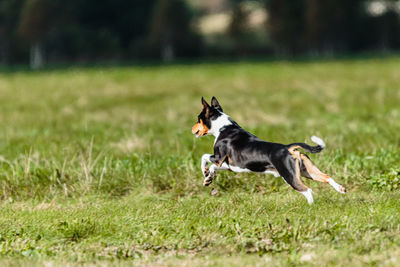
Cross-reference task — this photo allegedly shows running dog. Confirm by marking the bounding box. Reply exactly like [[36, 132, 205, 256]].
[[192, 97, 346, 204]]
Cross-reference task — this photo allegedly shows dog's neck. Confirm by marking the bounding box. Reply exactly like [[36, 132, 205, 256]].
[[208, 113, 232, 142]]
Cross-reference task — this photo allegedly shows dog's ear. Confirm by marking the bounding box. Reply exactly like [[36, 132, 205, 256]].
[[201, 97, 210, 109], [211, 96, 223, 112]]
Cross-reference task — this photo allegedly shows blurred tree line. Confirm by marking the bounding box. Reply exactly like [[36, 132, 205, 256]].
[[267, 0, 400, 55], [0, 0, 399, 68]]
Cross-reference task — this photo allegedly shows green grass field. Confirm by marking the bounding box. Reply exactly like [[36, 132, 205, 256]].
[[0, 57, 400, 266]]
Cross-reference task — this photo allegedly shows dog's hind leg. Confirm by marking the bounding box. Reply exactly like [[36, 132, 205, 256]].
[[299, 153, 346, 194], [273, 153, 314, 205]]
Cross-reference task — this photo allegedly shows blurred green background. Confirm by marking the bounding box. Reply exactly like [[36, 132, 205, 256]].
[[1, 0, 400, 68]]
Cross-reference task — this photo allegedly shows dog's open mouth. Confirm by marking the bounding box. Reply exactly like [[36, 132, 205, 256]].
[[192, 127, 199, 137], [193, 130, 205, 138]]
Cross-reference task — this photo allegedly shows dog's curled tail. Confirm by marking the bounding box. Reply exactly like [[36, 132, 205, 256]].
[[288, 136, 326, 153], [311, 136, 326, 149]]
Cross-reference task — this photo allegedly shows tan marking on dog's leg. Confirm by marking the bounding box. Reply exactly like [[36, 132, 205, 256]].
[[300, 154, 330, 183], [290, 153, 310, 191], [300, 154, 346, 194], [294, 157, 314, 204], [277, 151, 313, 204], [288, 145, 301, 155], [288, 148, 310, 192], [217, 155, 228, 167], [294, 157, 300, 181], [294, 157, 308, 191]]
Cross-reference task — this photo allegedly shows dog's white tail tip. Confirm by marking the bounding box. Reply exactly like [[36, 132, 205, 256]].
[[311, 136, 326, 148]]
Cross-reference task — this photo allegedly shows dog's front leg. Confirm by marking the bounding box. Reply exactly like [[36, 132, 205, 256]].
[[208, 162, 230, 176], [202, 154, 218, 186], [202, 154, 230, 186], [201, 154, 212, 179]]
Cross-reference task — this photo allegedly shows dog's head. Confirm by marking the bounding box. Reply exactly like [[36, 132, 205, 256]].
[[192, 96, 223, 137]]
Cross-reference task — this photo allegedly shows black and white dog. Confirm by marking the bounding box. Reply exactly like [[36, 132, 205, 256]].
[[192, 97, 346, 204]]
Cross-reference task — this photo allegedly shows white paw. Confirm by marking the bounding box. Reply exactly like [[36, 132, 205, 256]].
[[327, 178, 346, 194], [300, 188, 314, 205]]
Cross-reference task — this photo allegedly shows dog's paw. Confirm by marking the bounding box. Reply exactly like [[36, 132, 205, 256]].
[[203, 177, 213, 186], [327, 178, 347, 194], [203, 172, 215, 186], [338, 186, 347, 194]]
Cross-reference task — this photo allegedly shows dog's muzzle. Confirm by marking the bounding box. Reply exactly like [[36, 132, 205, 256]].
[[192, 120, 208, 137]]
